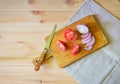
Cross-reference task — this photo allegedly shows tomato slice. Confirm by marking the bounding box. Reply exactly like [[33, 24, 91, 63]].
[[57, 40, 66, 51], [64, 28, 72, 34], [70, 43, 80, 55], [64, 28, 77, 41]]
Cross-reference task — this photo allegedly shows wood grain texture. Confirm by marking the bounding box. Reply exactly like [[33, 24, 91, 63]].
[[0, 0, 84, 11], [0, 0, 120, 84], [0, 11, 74, 24]]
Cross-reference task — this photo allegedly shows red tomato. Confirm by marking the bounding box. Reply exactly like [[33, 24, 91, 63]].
[[70, 43, 80, 55], [64, 28, 77, 41], [64, 28, 72, 34], [57, 40, 66, 51]]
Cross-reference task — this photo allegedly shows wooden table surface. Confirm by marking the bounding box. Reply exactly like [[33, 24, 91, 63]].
[[0, 0, 120, 84]]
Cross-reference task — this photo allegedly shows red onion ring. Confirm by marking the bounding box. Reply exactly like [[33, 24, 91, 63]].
[[81, 32, 91, 39], [84, 45, 93, 50], [82, 33, 92, 44], [86, 36, 95, 46], [76, 24, 89, 34]]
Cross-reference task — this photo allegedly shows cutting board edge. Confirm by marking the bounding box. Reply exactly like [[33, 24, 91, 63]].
[[58, 40, 108, 68]]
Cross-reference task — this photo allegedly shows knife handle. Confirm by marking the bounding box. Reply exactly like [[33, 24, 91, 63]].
[[32, 49, 48, 71]]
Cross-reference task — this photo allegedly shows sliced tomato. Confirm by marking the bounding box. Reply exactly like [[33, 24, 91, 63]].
[[64, 28, 72, 34], [64, 28, 77, 41], [57, 40, 66, 51], [70, 43, 80, 55]]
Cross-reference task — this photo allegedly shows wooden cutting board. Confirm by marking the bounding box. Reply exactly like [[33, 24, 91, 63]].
[[45, 15, 108, 68]]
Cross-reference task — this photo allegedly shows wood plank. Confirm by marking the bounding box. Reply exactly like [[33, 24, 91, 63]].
[[0, 0, 83, 11], [0, 26, 64, 31], [0, 60, 77, 84], [0, 11, 74, 24], [0, 31, 49, 58], [0, 0, 119, 19], [0, 23, 65, 28], [0, 64, 78, 84]]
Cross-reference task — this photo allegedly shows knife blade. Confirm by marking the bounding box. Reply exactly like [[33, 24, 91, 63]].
[[32, 24, 57, 71]]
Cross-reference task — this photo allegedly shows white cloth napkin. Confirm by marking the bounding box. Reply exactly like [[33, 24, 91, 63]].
[[63, 0, 120, 84]]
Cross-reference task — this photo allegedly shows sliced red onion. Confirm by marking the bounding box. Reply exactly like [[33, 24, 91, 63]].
[[82, 34, 92, 44], [81, 32, 90, 39], [84, 45, 93, 50], [86, 36, 95, 46], [76, 24, 89, 34], [82, 32, 91, 40]]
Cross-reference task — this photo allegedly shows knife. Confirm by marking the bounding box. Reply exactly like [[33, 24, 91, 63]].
[[32, 24, 57, 71]]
